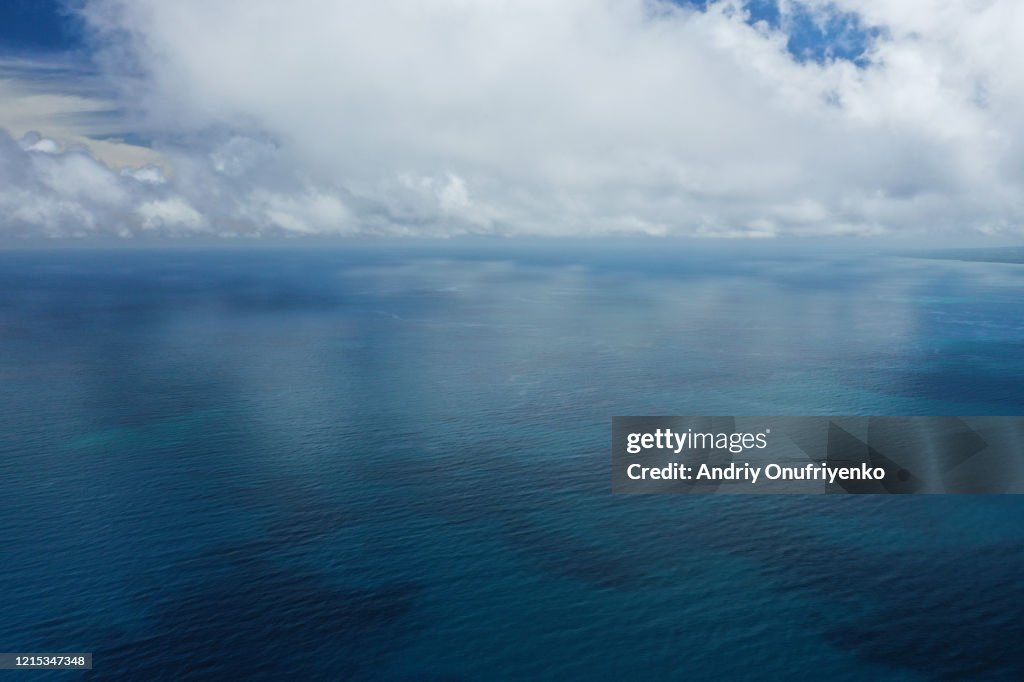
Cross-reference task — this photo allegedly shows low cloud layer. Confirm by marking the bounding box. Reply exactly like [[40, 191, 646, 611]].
[[4, 0, 1024, 238], [0, 129, 366, 237]]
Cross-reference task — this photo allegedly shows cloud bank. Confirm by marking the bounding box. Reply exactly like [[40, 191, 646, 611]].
[[4, 0, 1024, 238]]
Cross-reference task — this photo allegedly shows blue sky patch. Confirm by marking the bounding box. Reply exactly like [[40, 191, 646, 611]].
[[673, 0, 880, 66], [0, 0, 83, 53]]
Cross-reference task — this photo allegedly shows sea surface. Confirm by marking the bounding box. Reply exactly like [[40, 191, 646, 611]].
[[0, 243, 1022, 680]]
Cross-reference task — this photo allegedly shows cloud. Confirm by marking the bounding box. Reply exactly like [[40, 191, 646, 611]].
[[0, 128, 354, 238], [136, 197, 204, 231], [0, 57, 162, 169], [5, 0, 1024, 238]]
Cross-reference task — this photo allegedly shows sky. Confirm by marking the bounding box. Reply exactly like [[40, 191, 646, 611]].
[[1, 0, 1023, 240]]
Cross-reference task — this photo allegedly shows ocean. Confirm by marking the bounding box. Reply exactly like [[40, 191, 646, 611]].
[[0, 243, 1022, 680]]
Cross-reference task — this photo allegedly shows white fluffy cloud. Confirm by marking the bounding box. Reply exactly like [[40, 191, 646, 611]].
[[5, 0, 1024, 238], [0, 129, 355, 237]]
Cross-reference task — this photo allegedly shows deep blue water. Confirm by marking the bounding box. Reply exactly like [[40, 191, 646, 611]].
[[0, 244, 1022, 680]]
